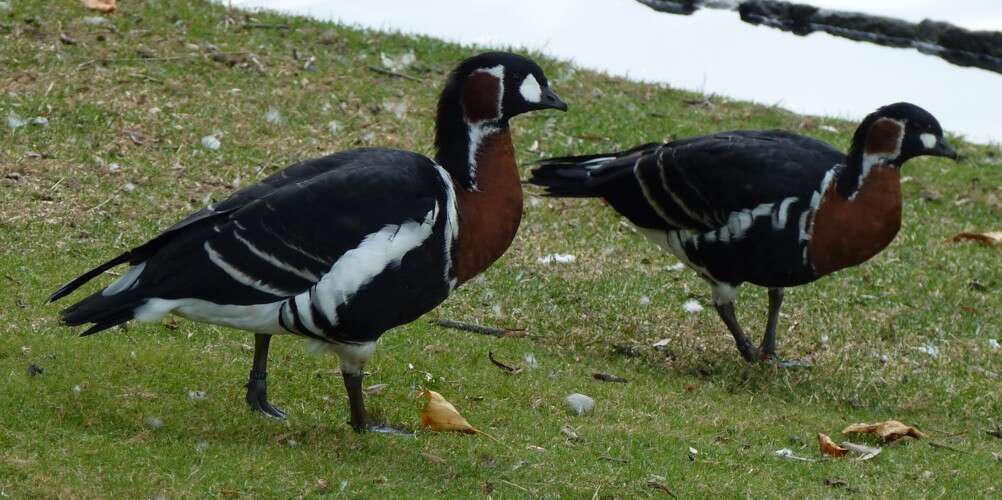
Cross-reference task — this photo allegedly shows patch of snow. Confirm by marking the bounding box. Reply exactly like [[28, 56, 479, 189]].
[[264, 107, 283, 124], [917, 344, 940, 358], [383, 99, 408, 119], [380, 50, 416, 72], [665, 262, 686, 271], [682, 299, 704, 313], [565, 393, 595, 415], [523, 352, 538, 368], [201, 135, 221, 150], [538, 253, 576, 265], [6, 112, 26, 129], [81, 16, 109, 25]]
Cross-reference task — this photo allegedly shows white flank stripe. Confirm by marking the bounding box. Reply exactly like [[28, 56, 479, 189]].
[[801, 169, 836, 241], [233, 230, 320, 282], [204, 241, 294, 297], [295, 293, 322, 335], [102, 262, 146, 296], [435, 165, 460, 290], [772, 197, 797, 230], [134, 297, 286, 334], [312, 208, 437, 326]]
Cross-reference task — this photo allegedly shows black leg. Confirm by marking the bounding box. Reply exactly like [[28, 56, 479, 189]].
[[342, 371, 367, 433], [714, 302, 759, 363], [245, 334, 287, 419], [759, 288, 785, 359]]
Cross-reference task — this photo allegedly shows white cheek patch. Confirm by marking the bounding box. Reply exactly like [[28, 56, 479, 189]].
[[920, 133, 937, 149], [519, 73, 541, 103]]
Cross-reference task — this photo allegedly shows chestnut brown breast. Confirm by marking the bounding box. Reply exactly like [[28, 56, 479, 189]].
[[808, 166, 902, 276], [453, 130, 523, 285]]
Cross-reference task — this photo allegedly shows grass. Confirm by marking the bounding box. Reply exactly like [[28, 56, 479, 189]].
[[2, 0, 1001, 497]]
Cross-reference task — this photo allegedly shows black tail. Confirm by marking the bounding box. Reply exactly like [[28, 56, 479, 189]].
[[48, 252, 133, 303], [529, 143, 660, 197], [60, 289, 144, 336]]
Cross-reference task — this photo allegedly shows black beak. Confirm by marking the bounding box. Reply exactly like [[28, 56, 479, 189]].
[[539, 86, 568, 112], [931, 137, 958, 160]]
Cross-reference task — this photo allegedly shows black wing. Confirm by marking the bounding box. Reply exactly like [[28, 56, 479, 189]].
[[49, 148, 413, 302], [55, 149, 449, 334], [639, 130, 844, 229], [532, 130, 844, 232]]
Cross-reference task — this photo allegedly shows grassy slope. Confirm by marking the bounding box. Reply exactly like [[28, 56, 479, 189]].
[[1, 0, 1000, 497]]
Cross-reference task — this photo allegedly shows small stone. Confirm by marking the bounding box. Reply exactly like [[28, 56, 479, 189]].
[[638, 295, 651, 306], [145, 416, 164, 429], [328, 120, 339, 135], [81, 16, 109, 25], [187, 390, 207, 400], [72, 384, 83, 395], [122, 182, 136, 193], [30, 117, 49, 126], [108, 162, 122, 172], [565, 393, 595, 415], [27, 363, 44, 377], [195, 441, 209, 452], [989, 339, 1000, 350], [201, 135, 221, 150], [0, 1, 10, 12], [318, 29, 338, 45]]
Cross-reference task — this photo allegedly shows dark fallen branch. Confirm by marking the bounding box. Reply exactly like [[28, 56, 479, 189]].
[[242, 23, 290, 30], [928, 441, 969, 453], [367, 65, 422, 82], [488, 351, 523, 374], [434, 319, 526, 338], [592, 372, 629, 383], [635, 0, 1002, 75], [987, 423, 1002, 439]]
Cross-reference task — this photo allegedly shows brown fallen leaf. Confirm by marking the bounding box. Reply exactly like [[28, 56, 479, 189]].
[[842, 420, 927, 442], [81, 0, 116, 13], [418, 390, 479, 434], [950, 231, 1002, 247], [818, 433, 847, 457]]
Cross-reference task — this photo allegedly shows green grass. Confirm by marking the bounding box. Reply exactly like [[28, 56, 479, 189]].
[[2, 0, 1001, 497]]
